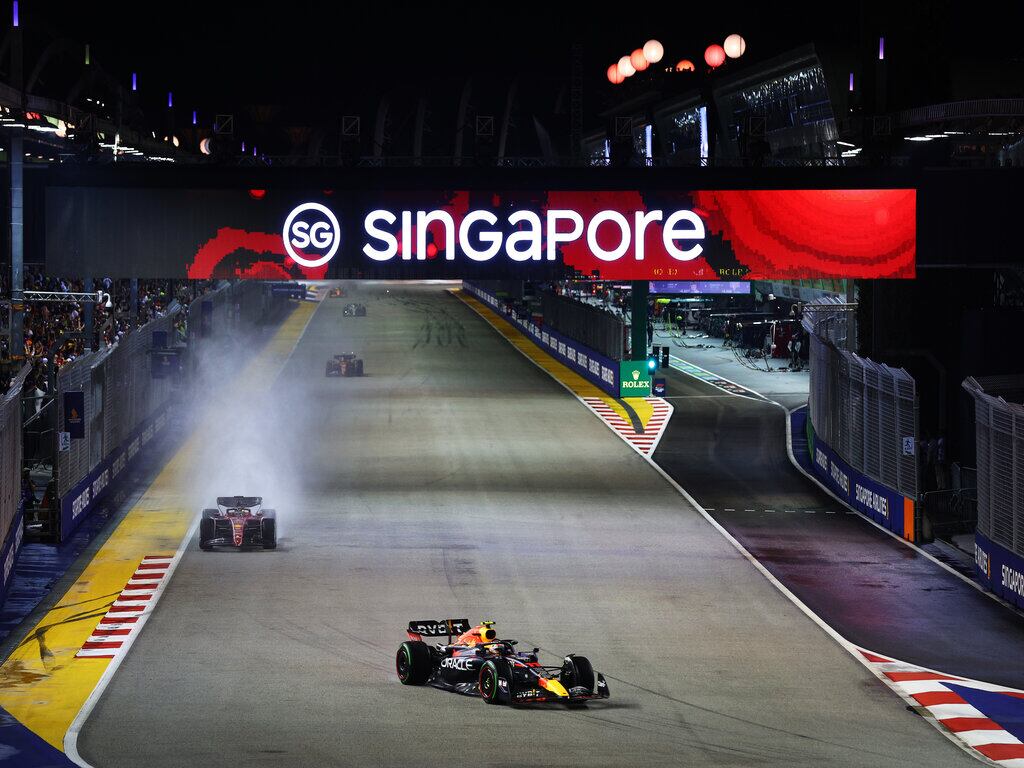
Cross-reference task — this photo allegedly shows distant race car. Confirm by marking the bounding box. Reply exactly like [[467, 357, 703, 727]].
[[199, 496, 276, 550], [326, 353, 364, 377], [396, 619, 609, 707], [329, 287, 345, 298], [343, 303, 367, 317]]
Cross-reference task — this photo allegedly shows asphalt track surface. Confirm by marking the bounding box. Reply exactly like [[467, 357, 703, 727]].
[[652, 369, 1024, 689], [78, 283, 975, 768]]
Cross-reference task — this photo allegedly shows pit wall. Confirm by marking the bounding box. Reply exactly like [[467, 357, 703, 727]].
[[462, 282, 620, 397], [805, 414, 916, 541]]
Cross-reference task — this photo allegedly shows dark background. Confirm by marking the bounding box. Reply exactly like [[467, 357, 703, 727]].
[[25, 2, 1024, 154]]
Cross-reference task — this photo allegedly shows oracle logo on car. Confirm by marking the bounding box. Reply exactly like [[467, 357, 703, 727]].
[[362, 208, 705, 263], [283, 202, 341, 268]]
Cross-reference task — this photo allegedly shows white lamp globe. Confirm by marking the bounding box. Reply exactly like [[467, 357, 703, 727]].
[[642, 39, 664, 64], [724, 34, 746, 58]]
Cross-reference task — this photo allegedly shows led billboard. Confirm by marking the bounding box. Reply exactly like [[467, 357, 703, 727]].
[[44, 186, 916, 281]]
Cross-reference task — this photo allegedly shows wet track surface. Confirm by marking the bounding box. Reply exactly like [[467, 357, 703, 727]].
[[78, 284, 976, 767], [653, 368, 1024, 689]]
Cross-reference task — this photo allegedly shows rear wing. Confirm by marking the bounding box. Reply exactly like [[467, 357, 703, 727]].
[[407, 619, 471, 643], [216, 496, 262, 508]]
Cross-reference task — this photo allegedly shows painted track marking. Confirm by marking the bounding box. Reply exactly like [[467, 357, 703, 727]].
[[456, 286, 1005, 766]]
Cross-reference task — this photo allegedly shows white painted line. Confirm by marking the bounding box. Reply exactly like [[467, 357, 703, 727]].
[[458, 288, 997, 766]]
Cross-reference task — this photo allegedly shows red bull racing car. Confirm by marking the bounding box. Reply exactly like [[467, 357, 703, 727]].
[[396, 619, 609, 706], [199, 496, 277, 550]]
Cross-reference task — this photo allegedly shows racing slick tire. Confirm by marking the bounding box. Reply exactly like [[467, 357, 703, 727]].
[[561, 655, 595, 694], [479, 659, 514, 705], [199, 509, 218, 551], [396, 641, 432, 686], [261, 511, 277, 550]]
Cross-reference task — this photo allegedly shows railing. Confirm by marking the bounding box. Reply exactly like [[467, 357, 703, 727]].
[[804, 298, 918, 501], [963, 377, 1024, 557], [0, 364, 30, 561], [896, 99, 1024, 128]]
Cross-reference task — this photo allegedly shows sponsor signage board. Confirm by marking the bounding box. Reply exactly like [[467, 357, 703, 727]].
[[975, 531, 1024, 610], [463, 283, 619, 397], [45, 185, 917, 281], [60, 403, 172, 543], [619, 362, 652, 398], [650, 281, 751, 295], [63, 391, 85, 439], [808, 421, 913, 540]]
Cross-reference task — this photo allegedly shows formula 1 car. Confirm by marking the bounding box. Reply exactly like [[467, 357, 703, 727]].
[[396, 619, 609, 706], [199, 496, 276, 550], [329, 287, 345, 298], [325, 353, 364, 377], [343, 303, 367, 317]]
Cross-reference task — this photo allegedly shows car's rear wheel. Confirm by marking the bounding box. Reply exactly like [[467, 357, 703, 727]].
[[199, 518, 215, 551], [479, 659, 513, 705], [562, 655, 595, 694], [261, 515, 277, 549], [397, 641, 432, 685]]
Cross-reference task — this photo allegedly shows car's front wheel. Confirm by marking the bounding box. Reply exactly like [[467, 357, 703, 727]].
[[561, 654, 595, 694], [479, 659, 513, 705]]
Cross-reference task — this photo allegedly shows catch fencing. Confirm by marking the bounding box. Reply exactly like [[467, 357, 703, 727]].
[[963, 378, 1024, 557], [57, 304, 182, 501], [1, 365, 31, 564], [540, 291, 625, 361], [804, 298, 918, 502]]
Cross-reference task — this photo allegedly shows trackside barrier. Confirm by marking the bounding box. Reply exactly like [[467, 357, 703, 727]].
[[806, 417, 915, 539], [803, 298, 919, 540], [56, 307, 182, 542], [963, 377, 1024, 608], [0, 364, 31, 606], [463, 282, 620, 397], [54, 281, 291, 544], [58, 403, 171, 541]]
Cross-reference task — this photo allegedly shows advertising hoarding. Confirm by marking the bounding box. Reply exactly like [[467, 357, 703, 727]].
[[45, 186, 916, 281]]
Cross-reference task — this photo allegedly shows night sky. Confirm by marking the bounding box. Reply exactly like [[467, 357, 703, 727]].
[[23, 1, 1024, 150]]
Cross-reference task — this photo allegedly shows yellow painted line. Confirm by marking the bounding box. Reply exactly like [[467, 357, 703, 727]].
[[452, 290, 654, 425], [0, 301, 317, 750]]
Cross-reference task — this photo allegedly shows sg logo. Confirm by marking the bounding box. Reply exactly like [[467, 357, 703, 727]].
[[283, 202, 341, 268]]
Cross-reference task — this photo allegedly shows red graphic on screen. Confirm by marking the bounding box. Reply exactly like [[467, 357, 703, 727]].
[[186, 228, 329, 280], [542, 189, 915, 280], [691, 189, 916, 279]]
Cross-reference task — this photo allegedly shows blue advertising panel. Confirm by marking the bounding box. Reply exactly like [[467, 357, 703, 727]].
[[808, 422, 912, 539], [463, 282, 619, 397], [649, 281, 751, 295], [974, 531, 1024, 611], [0, 506, 25, 608], [63, 391, 85, 439], [60, 404, 171, 543]]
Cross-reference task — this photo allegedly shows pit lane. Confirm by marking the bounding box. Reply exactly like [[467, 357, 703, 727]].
[[76, 282, 975, 768]]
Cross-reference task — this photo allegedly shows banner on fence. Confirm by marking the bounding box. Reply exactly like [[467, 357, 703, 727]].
[[63, 392, 85, 439], [974, 531, 1024, 611], [59, 403, 171, 542], [463, 282, 620, 397], [808, 421, 915, 540]]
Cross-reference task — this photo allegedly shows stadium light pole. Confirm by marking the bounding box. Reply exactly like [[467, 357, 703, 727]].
[[8, 2, 24, 365]]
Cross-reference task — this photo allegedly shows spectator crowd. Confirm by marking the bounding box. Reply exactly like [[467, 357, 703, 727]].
[[2, 269, 219, 394]]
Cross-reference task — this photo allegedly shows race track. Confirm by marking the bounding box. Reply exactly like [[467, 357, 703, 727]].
[[77, 283, 974, 768]]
